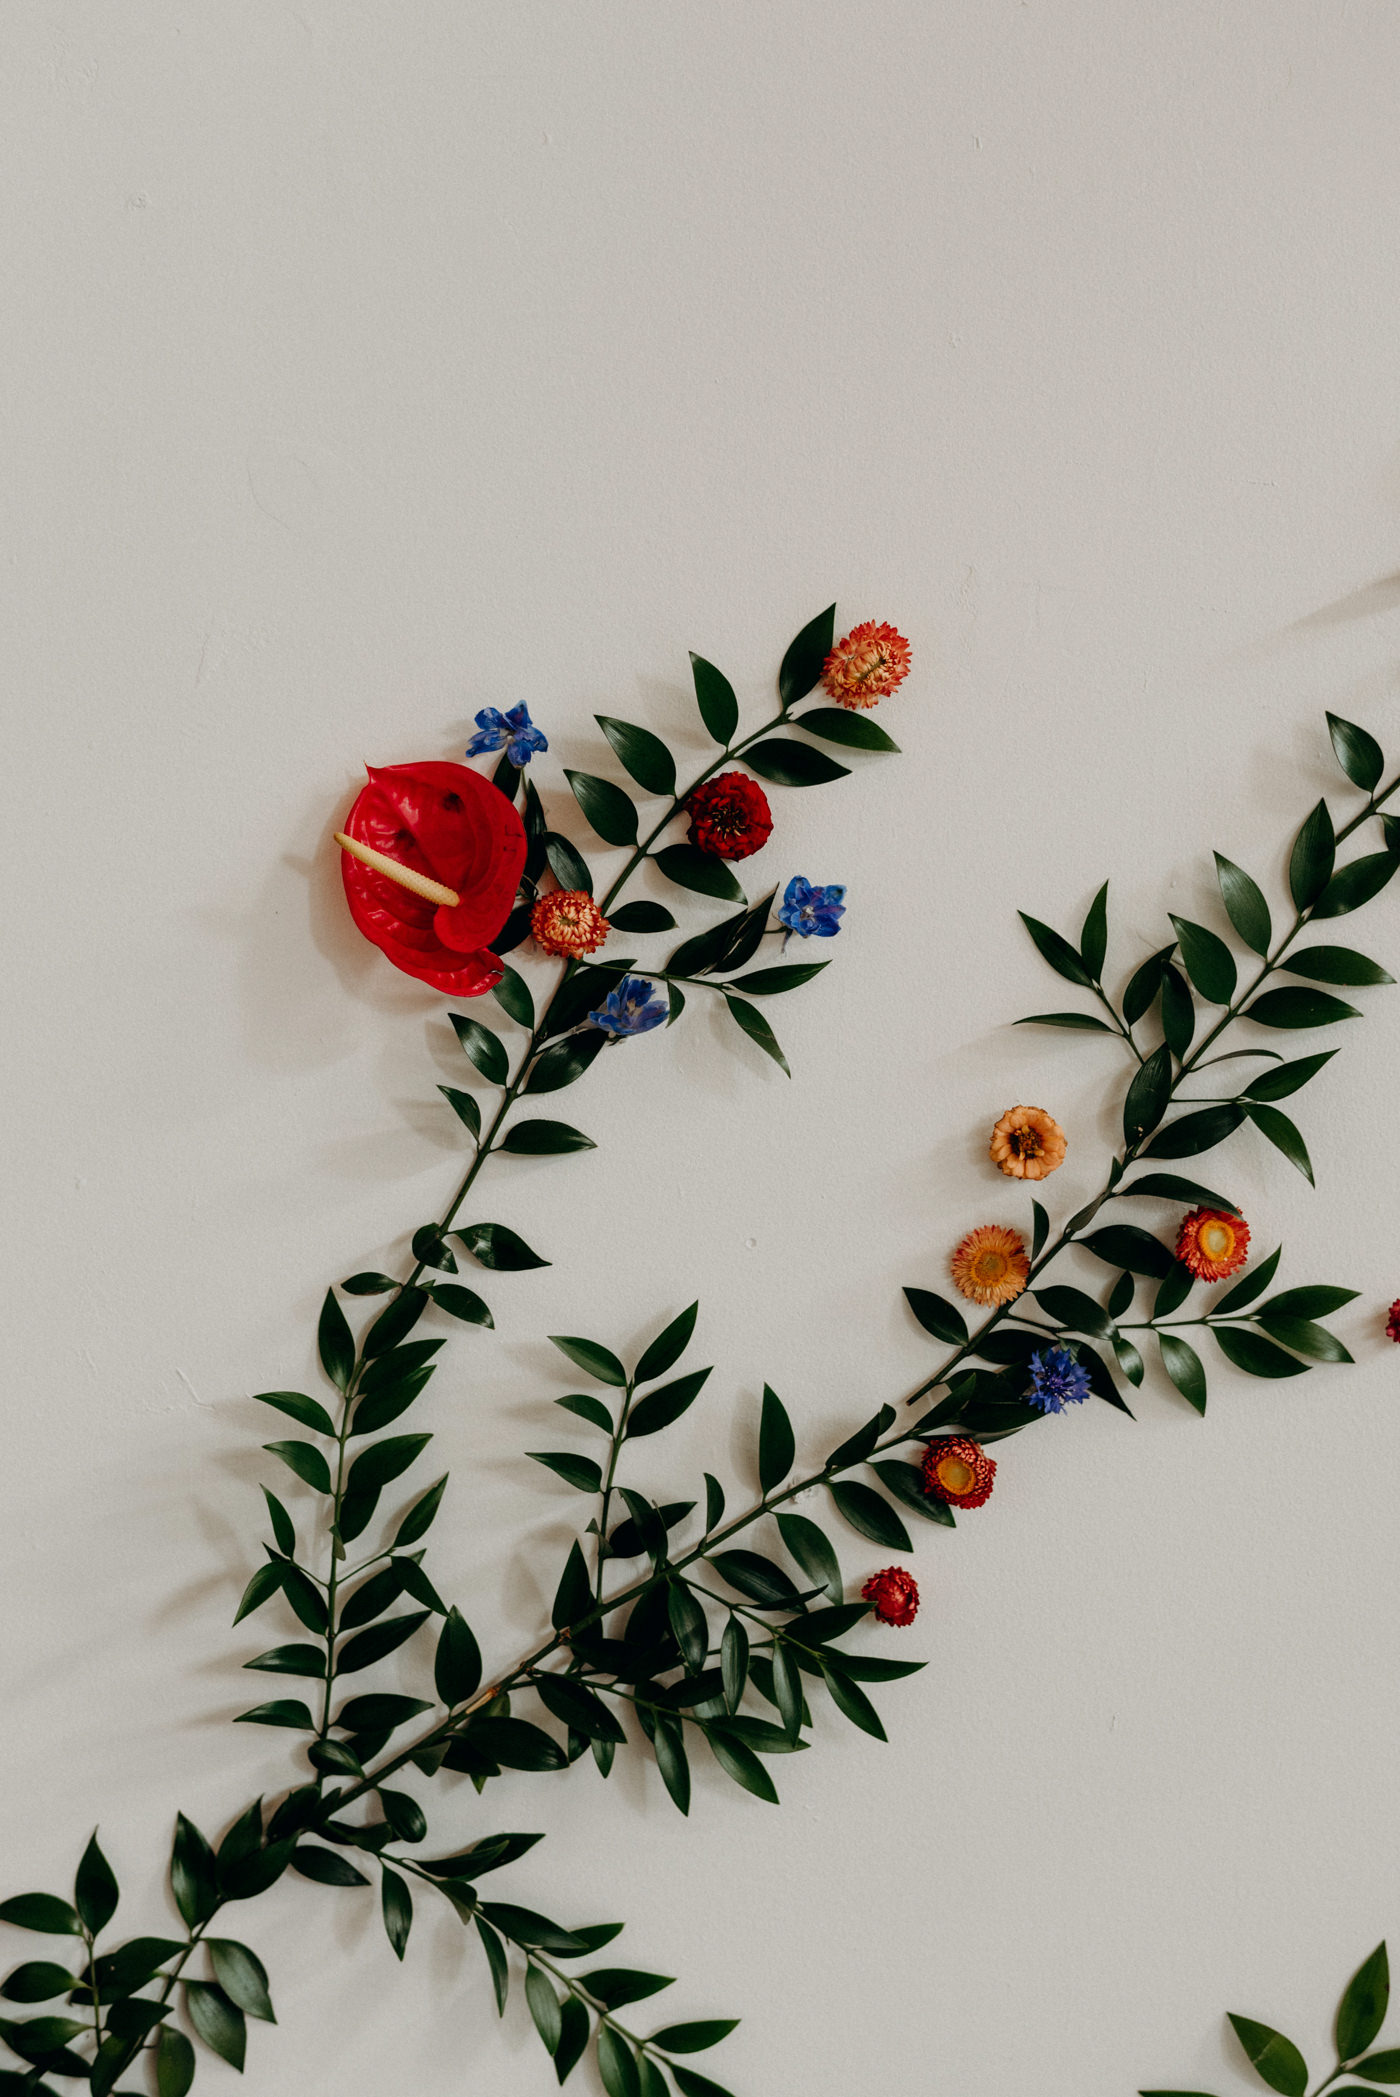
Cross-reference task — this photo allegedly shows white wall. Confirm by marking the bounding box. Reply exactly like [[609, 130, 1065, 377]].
[[5, 6, 1400, 2093]]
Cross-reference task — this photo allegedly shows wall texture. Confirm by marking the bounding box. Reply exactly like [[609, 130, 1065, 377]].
[[5, 6, 1400, 2093]]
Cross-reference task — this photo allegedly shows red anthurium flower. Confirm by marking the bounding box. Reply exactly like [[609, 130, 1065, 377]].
[[339, 761, 526, 996]]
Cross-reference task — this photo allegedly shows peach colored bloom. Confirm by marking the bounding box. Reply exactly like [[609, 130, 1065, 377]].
[[950, 1224, 1030, 1307], [820, 621, 912, 709], [531, 889, 610, 960], [989, 1105, 1066, 1181]]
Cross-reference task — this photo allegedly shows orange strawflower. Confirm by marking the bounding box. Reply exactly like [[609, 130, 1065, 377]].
[[820, 621, 912, 710], [921, 1436, 996, 1509], [950, 1224, 1029, 1307], [1175, 1206, 1250, 1281], [989, 1105, 1066, 1181], [531, 889, 610, 960]]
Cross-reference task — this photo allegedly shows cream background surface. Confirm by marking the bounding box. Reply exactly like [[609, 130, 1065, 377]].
[[5, 6, 1400, 2093]]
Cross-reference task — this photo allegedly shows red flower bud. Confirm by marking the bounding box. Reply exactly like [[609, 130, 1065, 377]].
[[685, 772, 773, 861], [861, 1566, 920, 1627], [339, 761, 526, 996]]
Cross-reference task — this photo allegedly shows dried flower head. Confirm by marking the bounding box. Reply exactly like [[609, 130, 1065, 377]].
[[921, 1436, 996, 1509], [989, 1105, 1067, 1180], [950, 1224, 1030, 1306], [1388, 1299, 1400, 1345], [531, 889, 610, 960], [686, 772, 773, 860], [1175, 1206, 1250, 1282], [861, 1566, 920, 1627], [820, 621, 913, 710]]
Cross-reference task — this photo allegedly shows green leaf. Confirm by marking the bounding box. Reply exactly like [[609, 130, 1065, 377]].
[[758, 1385, 795, 1493], [156, 2026, 196, 2097], [1143, 1104, 1245, 1158], [1261, 1284, 1359, 1319], [346, 1433, 431, 1497], [1170, 916, 1237, 1004], [233, 1563, 285, 1626], [903, 1287, 968, 1345], [1328, 710, 1385, 791], [779, 605, 836, 708], [1314, 851, 1400, 917], [566, 770, 639, 848], [500, 1120, 597, 1155], [821, 1660, 886, 1740], [1015, 1010, 1114, 1032], [552, 1542, 593, 1631], [1031, 1201, 1050, 1258], [720, 1615, 749, 1713], [410, 1225, 456, 1273], [290, 1846, 370, 1888], [1124, 1044, 1173, 1145], [1215, 853, 1273, 955], [1227, 2012, 1308, 2096], [727, 962, 829, 996], [529, 1451, 605, 1492], [1019, 911, 1093, 987], [1255, 1312, 1351, 1362], [1116, 1172, 1241, 1209], [489, 962, 535, 1030], [608, 900, 677, 933], [650, 2020, 740, 2054], [597, 2024, 641, 2097], [171, 1814, 218, 1930], [431, 1284, 494, 1327], [184, 1980, 246, 2071], [0, 1964, 76, 2006], [336, 1611, 429, 1674], [828, 1481, 912, 1551], [424, 1606, 478, 1707], [264, 1439, 332, 1494], [635, 1302, 699, 1385], [243, 1643, 325, 1677], [1243, 1050, 1338, 1101], [439, 1085, 483, 1140], [742, 738, 849, 788], [362, 1284, 429, 1357], [1246, 1103, 1314, 1183], [707, 1550, 801, 1608], [582, 1970, 675, 2011], [796, 706, 899, 751], [1032, 1284, 1113, 1337], [556, 1392, 614, 1433], [535, 1678, 626, 1745], [703, 1473, 726, 1532], [525, 1963, 563, 2053], [1113, 1333, 1146, 1386], [1160, 963, 1195, 1060], [526, 1031, 610, 1093], [550, 1335, 628, 1386], [1123, 944, 1173, 1024], [392, 1476, 448, 1548], [233, 1699, 314, 1730], [595, 715, 678, 797], [1212, 1327, 1310, 1378], [1246, 986, 1360, 1028], [252, 1390, 336, 1437], [207, 1941, 274, 2023], [723, 996, 789, 1075], [690, 654, 739, 745], [1158, 1333, 1207, 1416], [317, 1289, 355, 1395], [1153, 1262, 1195, 1319], [1212, 1245, 1283, 1315], [652, 844, 745, 902], [1282, 944, 1393, 986], [1289, 799, 1335, 911], [627, 1367, 711, 1438], [1080, 1225, 1174, 1278], [1079, 880, 1109, 979], [1352, 2049, 1400, 2082], [0, 1896, 80, 1937], [455, 1222, 550, 1270], [476, 1917, 510, 2015], [379, 1867, 412, 1961], [672, 2069, 739, 2097], [705, 1726, 779, 1804], [871, 1458, 955, 1526], [544, 833, 593, 894], [553, 1993, 591, 2083]]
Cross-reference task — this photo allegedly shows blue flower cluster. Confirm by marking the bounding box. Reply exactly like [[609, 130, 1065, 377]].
[[589, 976, 668, 1039], [777, 875, 846, 939], [1026, 1346, 1092, 1414], [466, 703, 548, 768]]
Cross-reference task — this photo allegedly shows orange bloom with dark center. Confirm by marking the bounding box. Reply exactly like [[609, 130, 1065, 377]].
[[685, 772, 773, 860], [531, 889, 610, 959], [921, 1436, 996, 1509], [990, 1105, 1066, 1181], [861, 1566, 920, 1627], [950, 1224, 1029, 1306], [1176, 1206, 1250, 1281], [820, 622, 913, 710]]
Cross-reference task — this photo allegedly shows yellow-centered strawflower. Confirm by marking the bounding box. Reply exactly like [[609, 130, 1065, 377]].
[[950, 1225, 1030, 1307]]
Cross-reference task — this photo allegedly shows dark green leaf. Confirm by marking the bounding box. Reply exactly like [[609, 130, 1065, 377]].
[[233, 1699, 314, 1730], [1215, 853, 1273, 955], [1116, 1172, 1240, 1209], [1079, 881, 1109, 980], [584, 1970, 674, 2011], [171, 1815, 217, 1931], [456, 1221, 550, 1270], [1282, 944, 1393, 986], [666, 1581, 709, 1672], [828, 1481, 912, 1551], [796, 706, 898, 750], [380, 1867, 412, 1961], [1260, 1284, 1358, 1319], [500, 1120, 596, 1155], [742, 738, 849, 788], [651, 2020, 741, 2054], [551, 1335, 627, 1385], [705, 1726, 779, 1804], [336, 1611, 429, 1675], [264, 1439, 332, 1494], [871, 1458, 955, 1525], [529, 1451, 604, 1492], [1152, 1263, 1196, 1319], [232, 1563, 284, 1628], [1328, 711, 1385, 791], [552, 1542, 593, 1631], [821, 1661, 886, 1741], [207, 1941, 273, 2023], [1080, 1225, 1174, 1278], [1015, 1010, 1113, 1032], [1108, 1270, 1136, 1319], [703, 1473, 726, 1533], [253, 1390, 335, 1437], [1289, 799, 1335, 912], [1124, 1044, 1173, 1145], [477, 1904, 590, 1956], [727, 962, 828, 996], [1019, 912, 1093, 988], [720, 1616, 749, 1712], [1158, 1333, 1207, 1415], [535, 1678, 626, 1745], [476, 1917, 509, 2014], [184, 1980, 245, 2071], [1169, 915, 1237, 1004], [0, 1966, 73, 2004], [289, 1847, 369, 1888], [1160, 963, 1195, 1060], [346, 1434, 431, 1498], [392, 1476, 448, 1549], [1227, 2013, 1308, 2096], [410, 1225, 456, 1273], [431, 1283, 494, 1328], [337, 1692, 433, 1734], [1352, 2049, 1400, 2082], [672, 2069, 739, 2097], [707, 1550, 801, 1608], [597, 2024, 641, 2097], [243, 1643, 324, 1677], [903, 1287, 968, 1345], [1212, 1327, 1309, 1378], [652, 844, 745, 903], [362, 1284, 429, 1357], [595, 716, 677, 797], [317, 1290, 355, 1395], [1243, 1050, 1338, 1101], [155, 2025, 196, 2097], [1212, 1244, 1283, 1315], [651, 1713, 691, 1816], [1113, 1334, 1146, 1386], [566, 771, 639, 848], [491, 962, 535, 1030], [1246, 1103, 1314, 1183], [439, 1085, 482, 1140], [758, 1385, 795, 1493], [627, 1367, 711, 1439], [1246, 987, 1360, 1028], [690, 654, 739, 745], [723, 996, 789, 1075], [778, 605, 836, 708], [635, 1302, 699, 1385], [1032, 1285, 1113, 1338], [526, 1963, 563, 2052], [544, 833, 593, 895], [553, 1992, 590, 2082], [1031, 1201, 1049, 1258], [608, 900, 677, 933], [1314, 850, 1400, 919], [1123, 945, 1174, 1025], [1143, 1104, 1246, 1158], [556, 1392, 614, 1433], [1255, 1312, 1351, 1362]]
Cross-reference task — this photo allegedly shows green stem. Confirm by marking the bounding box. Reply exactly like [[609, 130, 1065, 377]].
[[593, 1380, 637, 1602]]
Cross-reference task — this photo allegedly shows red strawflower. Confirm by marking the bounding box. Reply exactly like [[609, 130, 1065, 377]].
[[1387, 1299, 1400, 1344], [861, 1566, 920, 1628], [532, 889, 610, 959], [921, 1436, 996, 1509], [685, 772, 773, 861], [820, 621, 912, 709], [339, 761, 526, 996], [1175, 1206, 1250, 1282]]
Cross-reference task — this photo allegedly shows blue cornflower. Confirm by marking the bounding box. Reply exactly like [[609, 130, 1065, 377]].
[[589, 975, 668, 1039], [466, 704, 548, 767], [777, 875, 847, 939], [1026, 1346, 1092, 1415]]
